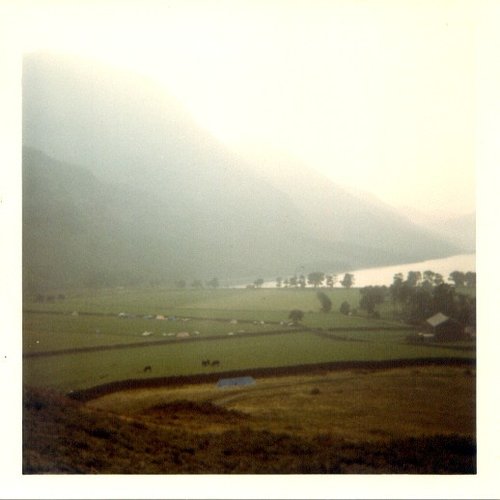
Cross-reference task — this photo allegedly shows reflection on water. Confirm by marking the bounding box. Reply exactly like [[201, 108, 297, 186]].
[[336, 253, 476, 287]]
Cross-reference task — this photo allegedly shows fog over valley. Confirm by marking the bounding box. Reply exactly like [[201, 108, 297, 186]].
[[22, 53, 472, 291]]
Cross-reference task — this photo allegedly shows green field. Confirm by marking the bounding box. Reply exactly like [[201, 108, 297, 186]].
[[23, 312, 287, 353], [23, 287, 475, 392], [24, 287, 362, 316], [23, 330, 474, 392]]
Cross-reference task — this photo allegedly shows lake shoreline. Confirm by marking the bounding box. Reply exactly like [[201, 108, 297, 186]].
[[255, 253, 475, 288]]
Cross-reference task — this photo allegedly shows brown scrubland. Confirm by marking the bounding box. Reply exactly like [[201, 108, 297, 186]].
[[23, 364, 475, 474]]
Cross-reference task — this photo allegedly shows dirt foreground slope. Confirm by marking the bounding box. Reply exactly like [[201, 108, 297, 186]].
[[23, 365, 476, 474]]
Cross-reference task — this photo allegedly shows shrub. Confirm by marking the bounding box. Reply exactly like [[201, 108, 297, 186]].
[[316, 291, 332, 313], [288, 309, 304, 323], [340, 301, 350, 315]]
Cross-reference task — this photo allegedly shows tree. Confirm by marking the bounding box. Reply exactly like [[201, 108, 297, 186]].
[[404, 287, 433, 324], [406, 271, 422, 288], [422, 270, 435, 291], [390, 273, 404, 314], [325, 274, 337, 288], [449, 271, 465, 287], [289, 275, 298, 288], [316, 291, 332, 313], [456, 293, 475, 328], [298, 274, 307, 288], [464, 271, 476, 288], [288, 309, 304, 323], [308, 272, 325, 288], [432, 283, 457, 318], [207, 277, 219, 289], [340, 301, 350, 315], [433, 273, 444, 286], [359, 286, 386, 315], [340, 273, 354, 289], [191, 279, 203, 289], [276, 277, 282, 288], [254, 278, 264, 288]]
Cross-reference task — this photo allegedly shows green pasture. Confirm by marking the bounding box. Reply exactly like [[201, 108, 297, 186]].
[[23, 307, 404, 355], [301, 311, 401, 329], [24, 287, 363, 316], [23, 312, 287, 354], [23, 287, 475, 393], [23, 330, 474, 392], [24, 287, 403, 339]]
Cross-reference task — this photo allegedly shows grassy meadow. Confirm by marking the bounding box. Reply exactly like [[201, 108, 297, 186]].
[[23, 286, 476, 475], [23, 286, 475, 393], [25, 286, 363, 317]]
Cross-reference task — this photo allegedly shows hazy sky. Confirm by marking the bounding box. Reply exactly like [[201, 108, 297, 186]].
[[19, 0, 476, 215]]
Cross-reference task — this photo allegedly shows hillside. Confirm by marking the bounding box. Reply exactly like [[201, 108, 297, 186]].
[[23, 53, 459, 291], [400, 207, 475, 253], [23, 366, 476, 474]]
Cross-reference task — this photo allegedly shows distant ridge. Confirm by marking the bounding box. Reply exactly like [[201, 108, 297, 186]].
[[23, 53, 459, 291]]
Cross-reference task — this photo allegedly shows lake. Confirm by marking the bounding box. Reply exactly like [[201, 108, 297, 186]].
[[335, 253, 475, 287], [257, 253, 476, 288]]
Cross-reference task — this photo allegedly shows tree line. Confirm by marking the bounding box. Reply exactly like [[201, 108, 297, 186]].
[[348, 270, 475, 327], [275, 272, 355, 289], [174, 278, 220, 289], [288, 269, 476, 330], [388, 270, 476, 327]]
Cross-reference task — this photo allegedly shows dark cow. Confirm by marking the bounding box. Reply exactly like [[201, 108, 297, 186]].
[[201, 360, 210, 367], [211, 360, 220, 366], [143, 365, 152, 372]]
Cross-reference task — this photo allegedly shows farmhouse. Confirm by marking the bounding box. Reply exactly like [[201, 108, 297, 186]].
[[425, 313, 465, 341], [217, 376, 256, 388]]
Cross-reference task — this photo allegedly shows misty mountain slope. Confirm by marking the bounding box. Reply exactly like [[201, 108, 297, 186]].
[[23, 53, 459, 290], [240, 150, 461, 259], [23, 147, 347, 289], [439, 213, 475, 252], [23, 148, 196, 289], [400, 207, 475, 253]]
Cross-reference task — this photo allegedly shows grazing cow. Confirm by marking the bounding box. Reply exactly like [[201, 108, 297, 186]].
[[201, 360, 210, 367], [143, 365, 152, 372], [211, 360, 220, 366]]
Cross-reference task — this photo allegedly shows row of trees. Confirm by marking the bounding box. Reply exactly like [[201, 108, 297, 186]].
[[393, 270, 476, 289], [276, 272, 355, 289], [449, 271, 476, 287], [388, 271, 476, 326], [174, 272, 356, 290], [282, 268, 476, 331], [289, 298, 353, 322], [311, 269, 476, 328], [315, 291, 354, 316], [175, 278, 220, 289]]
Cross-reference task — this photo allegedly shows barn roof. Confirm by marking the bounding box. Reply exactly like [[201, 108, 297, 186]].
[[217, 376, 256, 388], [426, 312, 450, 327]]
